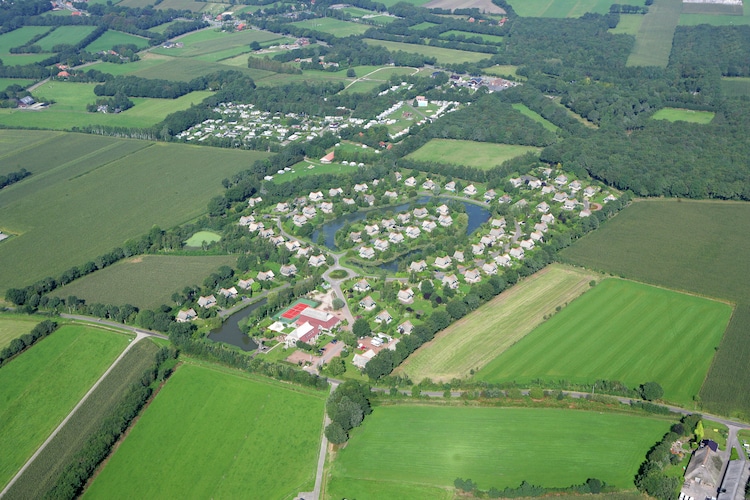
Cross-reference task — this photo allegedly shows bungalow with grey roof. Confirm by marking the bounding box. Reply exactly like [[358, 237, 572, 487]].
[[198, 295, 217, 308], [397, 213, 411, 224], [410, 260, 427, 272], [463, 184, 478, 196], [453, 250, 465, 262], [422, 220, 437, 232], [373, 238, 389, 252], [320, 202, 334, 214], [365, 224, 380, 236], [404, 176, 417, 187], [413, 207, 428, 218], [363, 194, 375, 206], [397, 288, 415, 304], [176, 308, 197, 322], [536, 201, 550, 213], [444, 180, 456, 192], [464, 269, 482, 284], [398, 320, 414, 335], [510, 247, 525, 259], [257, 270, 275, 281], [350, 231, 362, 243], [405, 226, 421, 239], [280, 264, 298, 277], [309, 191, 324, 201], [359, 246, 375, 259], [360, 295, 376, 310], [375, 310, 393, 324], [482, 262, 498, 275], [434, 256, 452, 269], [438, 214, 453, 227], [237, 278, 255, 290], [309, 254, 326, 267], [389, 232, 405, 244], [495, 254, 511, 267], [443, 274, 459, 289], [219, 287, 238, 298], [472, 242, 486, 255], [354, 183, 368, 192], [354, 279, 371, 293]]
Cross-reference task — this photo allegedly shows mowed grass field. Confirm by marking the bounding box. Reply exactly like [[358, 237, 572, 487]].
[[478, 279, 731, 405], [0, 26, 52, 52], [506, 0, 643, 17], [652, 107, 715, 123], [0, 325, 129, 489], [0, 131, 269, 293], [49, 255, 236, 309], [35, 26, 98, 51], [0, 315, 41, 350], [396, 265, 599, 383], [610, 14, 646, 34], [627, 0, 682, 67], [406, 139, 540, 169], [364, 39, 491, 64], [84, 30, 150, 52], [150, 28, 284, 59], [84, 363, 326, 499], [291, 18, 371, 36], [327, 406, 670, 499], [511, 103, 560, 132]]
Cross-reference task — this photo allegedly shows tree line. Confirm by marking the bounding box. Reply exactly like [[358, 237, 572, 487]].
[[0, 320, 58, 367], [0, 168, 31, 189]]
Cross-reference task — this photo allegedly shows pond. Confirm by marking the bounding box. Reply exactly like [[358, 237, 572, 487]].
[[207, 298, 267, 351]]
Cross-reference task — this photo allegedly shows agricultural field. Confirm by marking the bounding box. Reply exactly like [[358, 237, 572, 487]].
[[423, 0, 506, 13], [506, 0, 642, 17], [652, 107, 715, 123], [0, 53, 51, 65], [406, 139, 540, 169], [326, 406, 671, 498], [290, 18, 372, 37], [129, 57, 266, 81], [49, 255, 236, 309], [626, 0, 682, 67], [0, 26, 52, 53], [396, 265, 598, 383], [609, 14, 646, 35], [83, 53, 176, 77], [84, 363, 326, 499], [0, 314, 41, 350], [4, 339, 161, 499], [721, 77, 750, 97], [478, 279, 731, 405], [0, 325, 129, 489], [0, 78, 34, 91], [511, 103, 559, 132], [0, 129, 61, 161], [364, 39, 492, 64], [0, 131, 269, 293], [150, 29, 284, 59], [84, 30, 150, 52], [35, 26, 98, 51], [679, 0, 750, 25], [439, 30, 504, 43]]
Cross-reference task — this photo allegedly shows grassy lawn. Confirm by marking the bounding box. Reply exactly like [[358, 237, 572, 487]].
[[184, 230, 221, 247], [327, 406, 671, 498], [49, 255, 237, 309], [84, 362, 326, 499], [506, 0, 643, 16], [627, 0, 682, 67], [290, 18, 371, 36], [511, 103, 560, 132], [0, 131, 269, 292], [277, 158, 359, 183], [84, 30, 150, 52], [0, 26, 52, 52], [440, 30, 504, 43], [0, 53, 52, 65], [610, 14, 646, 34], [722, 77, 750, 97], [36, 26, 98, 51], [0, 324, 129, 489], [364, 39, 491, 64], [4, 339, 161, 499], [652, 107, 715, 124], [406, 139, 540, 169], [479, 279, 731, 405], [150, 29, 283, 58], [396, 264, 599, 383], [0, 314, 41, 349]]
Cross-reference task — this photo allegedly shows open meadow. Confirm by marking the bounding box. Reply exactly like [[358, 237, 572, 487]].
[[326, 406, 671, 498], [35, 26, 97, 51], [150, 28, 284, 59], [477, 279, 731, 405], [4, 339, 161, 499], [84, 362, 326, 499], [291, 18, 371, 36], [84, 30, 150, 52], [0, 131, 269, 293], [510, 103, 560, 132], [0, 315, 41, 349], [609, 14, 646, 35], [0, 26, 52, 52], [561, 199, 750, 418], [406, 139, 540, 168], [651, 107, 715, 123], [439, 30, 504, 43], [49, 255, 236, 309], [627, 0, 682, 67], [395, 265, 598, 383], [506, 0, 643, 17], [0, 325, 129, 489], [364, 39, 491, 64]]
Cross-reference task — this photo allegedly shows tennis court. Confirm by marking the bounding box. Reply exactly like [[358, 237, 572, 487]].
[[274, 298, 320, 323]]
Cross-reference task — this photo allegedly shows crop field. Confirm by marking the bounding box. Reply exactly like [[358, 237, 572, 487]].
[[0, 131, 269, 292], [0, 78, 33, 91], [364, 39, 492, 64], [82, 53, 174, 77], [609, 13, 646, 34], [506, 0, 642, 17], [4, 339, 161, 499], [130, 57, 265, 81], [721, 77, 750, 97], [0, 26, 52, 53], [652, 107, 715, 123], [478, 279, 731, 405], [627, 0, 682, 67], [679, 0, 750, 25], [396, 265, 598, 383], [291, 18, 371, 36], [440, 30, 504, 43], [327, 406, 670, 498], [84, 30, 150, 52], [150, 29, 283, 59], [510, 103, 560, 132], [0, 315, 40, 350], [406, 139, 540, 168], [84, 363, 325, 499], [0, 129, 61, 161], [49, 255, 236, 309], [35, 26, 98, 51], [0, 325, 128, 489], [0, 53, 52, 65]]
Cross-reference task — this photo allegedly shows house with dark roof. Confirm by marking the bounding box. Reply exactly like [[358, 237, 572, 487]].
[[680, 444, 723, 500]]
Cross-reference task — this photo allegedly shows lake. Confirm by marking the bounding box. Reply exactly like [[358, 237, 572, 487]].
[[207, 298, 267, 351]]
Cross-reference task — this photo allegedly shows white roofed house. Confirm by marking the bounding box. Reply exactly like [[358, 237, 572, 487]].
[[536, 201, 550, 214], [437, 204, 450, 216], [383, 190, 398, 199], [433, 256, 452, 269], [534, 222, 548, 233], [297, 246, 311, 258], [247, 196, 262, 207], [397, 213, 411, 224], [422, 220, 437, 233], [472, 242, 486, 255], [541, 185, 556, 195], [292, 213, 309, 226], [482, 262, 498, 275], [410, 260, 427, 273], [350, 231, 362, 243], [381, 218, 396, 229], [530, 230, 544, 242], [280, 264, 298, 277], [239, 215, 255, 226], [309, 254, 327, 267], [398, 321, 414, 335], [510, 247, 525, 260], [569, 180, 582, 192], [247, 221, 264, 232], [495, 254, 511, 267], [176, 308, 197, 322], [363, 194, 375, 206], [444, 180, 456, 192], [491, 218, 506, 228], [438, 214, 453, 227], [484, 189, 497, 202], [541, 213, 555, 224], [563, 199, 577, 211], [509, 177, 523, 188], [580, 208, 592, 218], [343, 197, 356, 205], [394, 171, 403, 181], [552, 192, 568, 204], [405, 226, 421, 239], [309, 191, 324, 201], [365, 224, 380, 236], [397, 288, 415, 304], [329, 187, 343, 197], [422, 179, 435, 190], [359, 246, 375, 259], [198, 295, 217, 308], [257, 270, 275, 281], [219, 287, 238, 298], [520, 239, 535, 250], [374, 310, 393, 324], [260, 228, 274, 238], [354, 183, 368, 192], [583, 186, 598, 198], [453, 250, 465, 262], [270, 235, 285, 246], [237, 278, 255, 290], [373, 238, 389, 252], [360, 295, 376, 310], [464, 269, 482, 284], [463, 184, 478, 196], [603, 194, 617, 203], [302, 206, 317, 218], [554, 174, 568, 186], [413, 207, 428, 219], [527, 179, 542, 189], [389, 232, 405, 244], [320, 202, 334, 214], [285, 240, 301, 252], [480, 235, 494, 247], [404, 176, 417, 187], [489, 227, 505, 239], [354, 279, 371, 293], [275, 202, 289, 212], [442, 274, 459, 289]]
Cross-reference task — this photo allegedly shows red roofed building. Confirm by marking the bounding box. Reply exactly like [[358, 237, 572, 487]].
[[320, 151, 335, 164], [285, 321, 320, 347], [57, 71, 70, 78], [297, 308, 340, 331]]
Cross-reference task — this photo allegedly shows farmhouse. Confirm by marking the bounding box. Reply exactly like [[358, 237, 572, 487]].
[[680, 443, 723, 500], [360, 295, 377, 311], [298, 307, 340, 332], [176, 308, 197, 322], [354, 279, 371, 292], [280, 264, 298, 277], [397, 288, 415, 304], [198, 295, 217, 308], [374, 310, 393, 324], [434, 256, 452, 269], [359, 246, 375, 259], [309, 254, 326, 267], [410, 260, 427, 272]]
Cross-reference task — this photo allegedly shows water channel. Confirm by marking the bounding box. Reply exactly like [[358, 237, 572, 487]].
[[207, 298, 266, 351]]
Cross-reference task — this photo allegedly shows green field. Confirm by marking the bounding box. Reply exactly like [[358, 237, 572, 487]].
[[49, 255, 236, 309], [35, 26, 98, 51], [396, 265, 599, 383], [84, 30, 150, 52], [0, 53, 52, 65], [364, 39, 492, 64], [0, 325, 129, 489], [0, 78, 33, 91], [680, 0, 750, 25], [440, 30, 504, 43], [150, 29, 284, 59], [0, 315, 41, 349], [327, 406, 670, 498], [506, 0, 644, 17], [184, 230, 222, 247], [483, 64, 520, 78], [84, 363, 325, 499], [610, 14, 646, 35], [406, 139, 540, 169], [0, 26, 52, 53], [627, 0, 682, 67], [510, 103, 560, 132], [721, 77, 750, 97], [652, 107, 715, 123], [4, 339, 161, 499], [291, 18, 371, 36], [411, 21, 439, 30], [478, 279, 731, 405], [0, 131, 269, 292]]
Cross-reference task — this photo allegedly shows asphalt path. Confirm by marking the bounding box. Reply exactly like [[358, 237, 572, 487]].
[[60, 314, 169, 339]]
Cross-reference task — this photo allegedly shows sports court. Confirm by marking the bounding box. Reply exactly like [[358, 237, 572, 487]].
[[274, 298, 320, 323]]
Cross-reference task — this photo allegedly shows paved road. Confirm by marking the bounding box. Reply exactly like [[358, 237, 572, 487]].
[[0, 332, 148, 498], [60, 314, 169, 339], [297, 380, 338, 500]]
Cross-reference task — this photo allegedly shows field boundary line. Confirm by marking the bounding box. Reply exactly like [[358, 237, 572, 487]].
[[0, 332, 147, 498], [0, 131, 65, 161], [68, 142, 155, 181]]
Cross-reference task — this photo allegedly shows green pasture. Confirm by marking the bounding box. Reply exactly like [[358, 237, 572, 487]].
[[511, 103, 559, 132], [84, 363, 325, 499], [379, 0, 431, 6], [185, 231, 221, 247], [342, 79, 384, 93], [84, 30, 150, 52], [396, 265, 598, 383], [340, 6, 374, 17], [722, 77, 750, 97], [680, 0, 750, 25], [147, 20, 180, 34], [0, 27, 52, 53], [610, 14, 646, 35], [369, 14, 400, 24], [0, 53, 52, 65], [652, 107, 715, 123], [506, 0, 643, 17], [4, 339, 161, 499], [150, 29, 282, 58], [328, 406, 670, 497], [291, 18, 371, 37], [0, 78, 34, 91], [131, 57, 264, 81], [83, 53, 175, 77], [0, 129, 61, 160], [49, 255, 236, 309], [483, 64, 520, 77], [406, 139, 540, 169], [440, 30, 504, 43], [279, 159, 359, 183], [478, 279, 731, 405], [0, 325, 129, 489], [35, 26, 97, 51], [0, 131, 269, 292], [364, 39, 491, 64], [0, 315, 41, 349], [411, 21, 439, 30], [627, 0, 682, 67]]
